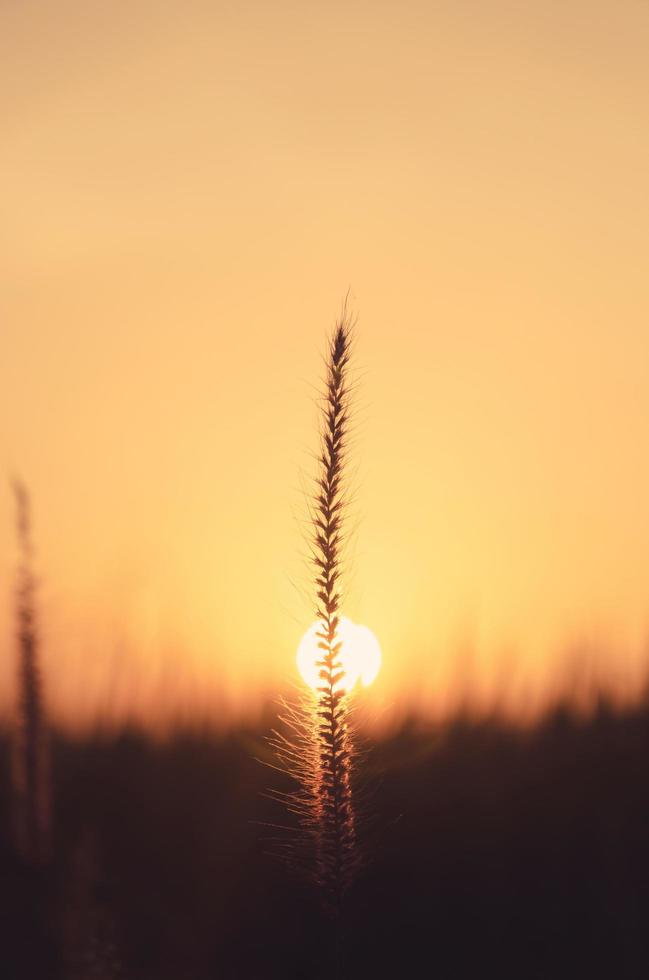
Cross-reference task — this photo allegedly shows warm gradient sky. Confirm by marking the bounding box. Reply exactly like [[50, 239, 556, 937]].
[[1, 0, 649, 729]]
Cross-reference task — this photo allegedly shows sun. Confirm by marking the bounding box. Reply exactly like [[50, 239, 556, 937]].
[[296, 617, 382, 692]]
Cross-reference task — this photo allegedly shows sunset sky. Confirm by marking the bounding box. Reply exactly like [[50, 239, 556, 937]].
[[2, 0, 648, 728]]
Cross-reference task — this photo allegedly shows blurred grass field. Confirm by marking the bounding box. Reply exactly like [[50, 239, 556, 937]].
[[2, 696, 648, 979]]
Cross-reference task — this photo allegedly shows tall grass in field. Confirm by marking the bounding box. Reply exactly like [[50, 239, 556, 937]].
[[11, 479, 51, 865], [309, 315, 358, 910], [272, 309, 360, 940]]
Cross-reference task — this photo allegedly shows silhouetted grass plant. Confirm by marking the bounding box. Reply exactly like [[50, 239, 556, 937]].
[[271, 309, 360, 954], [10, 479, 51, 866]]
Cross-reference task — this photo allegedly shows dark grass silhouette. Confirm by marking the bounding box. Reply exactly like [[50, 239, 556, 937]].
[[270, 311, 359, 975], [308, 316, 358, 912], [1, 698, 649, 979], [10, 480, 50, 867]]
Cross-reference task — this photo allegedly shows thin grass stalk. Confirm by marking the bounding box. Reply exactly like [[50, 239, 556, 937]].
[[11, 479, 51, 865], [265, 309, 360, 975], [310, 315, 357, 915]]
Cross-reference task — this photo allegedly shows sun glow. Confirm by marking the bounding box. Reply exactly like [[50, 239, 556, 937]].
[[296, 617, 382, 692]]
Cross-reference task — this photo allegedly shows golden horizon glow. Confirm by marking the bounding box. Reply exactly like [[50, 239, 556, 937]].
[[296, 618, 382, 693]]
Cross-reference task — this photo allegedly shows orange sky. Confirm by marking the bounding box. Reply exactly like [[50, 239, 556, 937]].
[[2, 0, 649, 729]]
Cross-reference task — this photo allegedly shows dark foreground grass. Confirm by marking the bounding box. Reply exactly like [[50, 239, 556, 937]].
[[1, 700, 649, 979]]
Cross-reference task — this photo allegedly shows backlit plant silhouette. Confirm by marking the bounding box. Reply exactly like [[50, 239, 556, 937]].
[[309, 315, 357, 908], [272, 309, 359, 929], [11, 479, 51, 865]]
